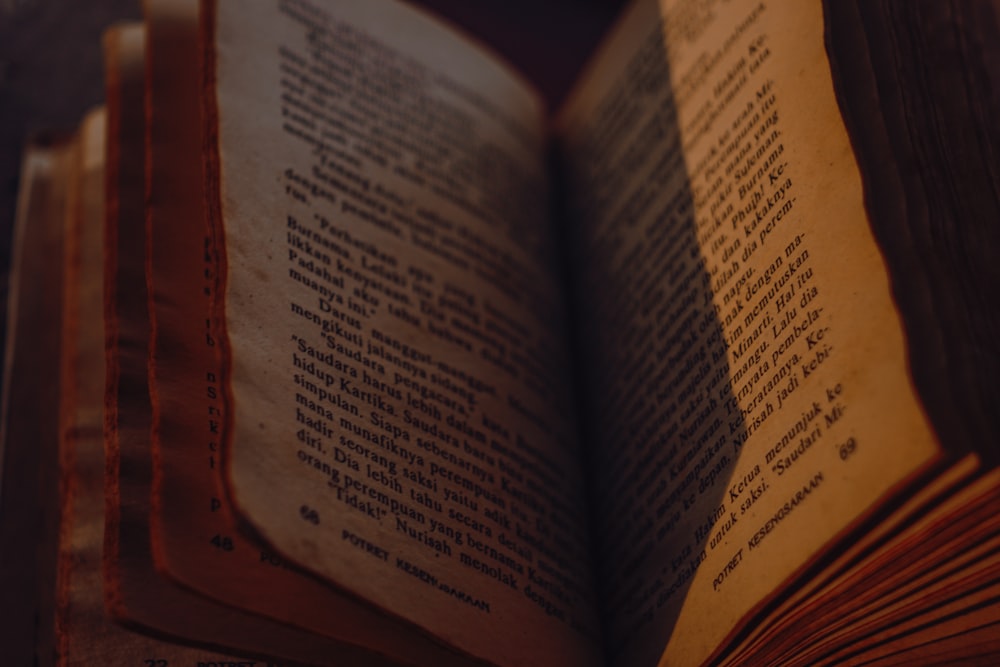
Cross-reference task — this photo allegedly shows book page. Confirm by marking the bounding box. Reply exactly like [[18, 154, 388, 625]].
[[109, 21, 433, 665], [59, 105, 251, 667], [207, 1, 600, 666], [556, 0, 942, 664], [722, 459, 1000, 664], [0, 136, 73, 667], [142, 2, 501, 665], [56, 106, 108, 667]]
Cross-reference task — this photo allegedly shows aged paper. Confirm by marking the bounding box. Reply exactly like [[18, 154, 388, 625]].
[[210, 1, 600, 666], [556, 0, 942, 664], [56, 107, 247, 666], [106, 22, 430, 665], [141, 2, 490, 664], [1, 135, 74, 667]]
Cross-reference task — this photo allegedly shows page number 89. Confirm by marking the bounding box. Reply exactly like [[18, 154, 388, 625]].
[[838, 436, 857, 460]]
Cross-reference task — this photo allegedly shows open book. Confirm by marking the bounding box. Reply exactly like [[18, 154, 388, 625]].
[[3, 0, 1000, 665]]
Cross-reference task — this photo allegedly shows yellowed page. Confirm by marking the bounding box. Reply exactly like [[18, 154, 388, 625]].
[[208, 1, 600, 666], [727, 464, 1000, 664], [107, 21, 431, 665], [1, 136, 74, 667], [142, 2, 499, 664], [53, 107, 246, 667], [717, 454, 983, 663], [556, 0, 942, 665], [55, 104, 107, 667]]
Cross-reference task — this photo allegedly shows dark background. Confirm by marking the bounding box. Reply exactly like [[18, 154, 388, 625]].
[[0, 0, 628, 358]]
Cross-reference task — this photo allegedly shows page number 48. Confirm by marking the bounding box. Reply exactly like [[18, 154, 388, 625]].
[[300, 505, 320, 525]]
